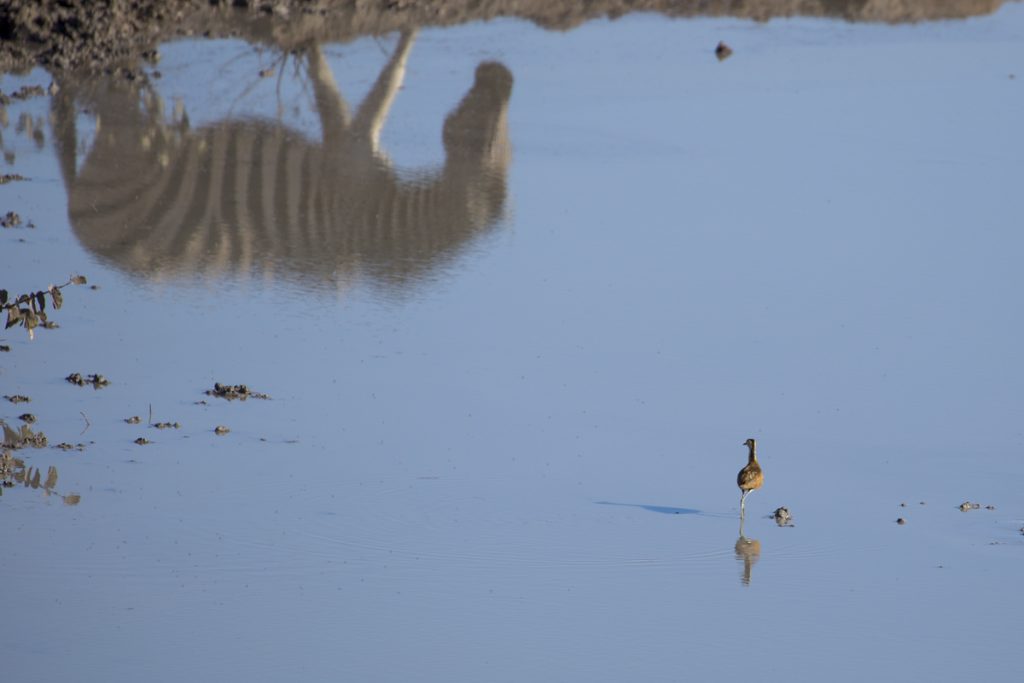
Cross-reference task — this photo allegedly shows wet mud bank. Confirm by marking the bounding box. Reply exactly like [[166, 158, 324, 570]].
[[0, 0, 1010, 72]]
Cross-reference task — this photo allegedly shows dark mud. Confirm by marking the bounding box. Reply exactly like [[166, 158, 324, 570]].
[[0, 0, 1009, 72]]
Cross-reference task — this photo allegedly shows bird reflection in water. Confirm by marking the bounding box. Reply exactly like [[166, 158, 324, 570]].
[[52, 29, 513, 294], [734, 516, 761, 586]]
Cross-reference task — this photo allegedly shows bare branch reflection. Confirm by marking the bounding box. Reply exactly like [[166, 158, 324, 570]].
[[52, 31, 513, 294]]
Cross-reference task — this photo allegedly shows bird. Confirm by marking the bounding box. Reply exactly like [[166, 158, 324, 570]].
[[737, 438, 763, 516]]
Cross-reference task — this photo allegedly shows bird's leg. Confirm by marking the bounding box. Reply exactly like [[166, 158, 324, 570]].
[[740, 491, 747, 517]]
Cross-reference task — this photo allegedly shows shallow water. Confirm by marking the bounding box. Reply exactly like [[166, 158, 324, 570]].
[[2, 5, 1024, 681]]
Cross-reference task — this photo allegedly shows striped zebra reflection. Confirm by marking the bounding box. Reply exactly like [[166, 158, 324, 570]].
[[53, 31, 513, 293]]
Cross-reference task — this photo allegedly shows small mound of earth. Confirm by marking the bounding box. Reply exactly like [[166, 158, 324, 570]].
[[958, 501, 995, 511], [772, 506, 793, 527], [206, 382, 269, 400], [66, 372, 109, 388]]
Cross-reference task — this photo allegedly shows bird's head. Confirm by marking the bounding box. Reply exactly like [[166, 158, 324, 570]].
[[743, 438, 756, 448]]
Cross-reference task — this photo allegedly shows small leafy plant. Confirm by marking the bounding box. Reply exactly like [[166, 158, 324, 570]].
[[1, 275, 87, 340]]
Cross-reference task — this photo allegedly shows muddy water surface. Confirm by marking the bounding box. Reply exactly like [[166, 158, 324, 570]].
[[2, 5, 1023, 682]]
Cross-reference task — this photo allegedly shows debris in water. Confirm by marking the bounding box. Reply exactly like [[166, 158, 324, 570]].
[[205, 382, 270, 400], [1, 211, 22, 228], [1, 422, 47, 449], [957, 501, 995, 512], [715, 41, 733, 61], [66, 372, 110, 388], [772, 506, 793, 527]]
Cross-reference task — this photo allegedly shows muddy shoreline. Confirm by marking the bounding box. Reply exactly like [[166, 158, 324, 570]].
[[0, 0, 1009, 72]]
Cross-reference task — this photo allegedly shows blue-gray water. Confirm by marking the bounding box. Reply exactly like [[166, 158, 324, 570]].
[[2, 6, 1023, 681]]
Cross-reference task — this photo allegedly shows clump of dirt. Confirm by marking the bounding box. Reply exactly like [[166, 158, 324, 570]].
[[66, 372, 109, 388], [205, 382, 270, 400], [771, 506, 793, 527]]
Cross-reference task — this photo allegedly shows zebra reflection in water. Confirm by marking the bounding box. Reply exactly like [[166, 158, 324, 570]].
[[53, 31, 512, 292]]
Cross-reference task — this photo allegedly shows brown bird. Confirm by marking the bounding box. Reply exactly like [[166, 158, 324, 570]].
[[737, 438, 763, 516]]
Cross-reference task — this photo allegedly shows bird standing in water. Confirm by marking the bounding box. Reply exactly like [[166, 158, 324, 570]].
[[737, 438, 763, 516]]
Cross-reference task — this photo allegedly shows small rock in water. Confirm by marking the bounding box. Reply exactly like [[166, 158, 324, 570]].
[[205, 382, 269, 400], [772, 506, 793, 526], [66, 372, 110, 388]]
